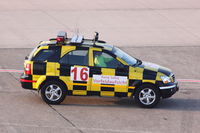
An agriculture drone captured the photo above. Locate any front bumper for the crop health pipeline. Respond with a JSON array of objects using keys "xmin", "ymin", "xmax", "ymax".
[{"xmin": 159, "ymin": 82, "xmax": 179, "ymax": 98}]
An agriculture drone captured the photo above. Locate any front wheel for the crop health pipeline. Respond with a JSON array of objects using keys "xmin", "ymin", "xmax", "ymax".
[
  {"xmin": 134, "ymin": 84, "xmax": 160, "ymax": 108},
  {"xmin": 40, "ymin": 81, "xmax": 67, "ymax": 104}
]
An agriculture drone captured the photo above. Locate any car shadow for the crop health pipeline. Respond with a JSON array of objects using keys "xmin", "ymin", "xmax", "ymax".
[
  {"xmin": 60, "ymin": 97, "xmax": 200, "ymax": 111},
  {"xmin": 60, "ymin": 97, "xmax": 137, "ymax": 108},
  {"xmin": 156, "ymin": 98, "xmax": 200, "ymax": 111}
]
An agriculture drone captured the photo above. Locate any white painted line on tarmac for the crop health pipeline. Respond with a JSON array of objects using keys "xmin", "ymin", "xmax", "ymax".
[{"xmin": 1, "ymin": 69, "xmax": 200, "ymax": 83}]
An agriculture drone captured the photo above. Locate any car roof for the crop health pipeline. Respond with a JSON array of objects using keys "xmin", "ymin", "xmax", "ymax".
[{"xmin": 39, "ymin": 38, "xmax": 114, "ymax": 51}]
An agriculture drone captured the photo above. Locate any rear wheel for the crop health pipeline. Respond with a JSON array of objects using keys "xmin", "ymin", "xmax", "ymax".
[
  {"xmin": 41, "ymin": 81, "xmax": 67, "ymax": 104},
  {"xmin": 134, "ymin": 84, "xmax": 160, "ymax": 108}
]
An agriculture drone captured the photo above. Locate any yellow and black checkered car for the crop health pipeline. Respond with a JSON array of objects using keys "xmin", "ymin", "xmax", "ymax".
[{"xmin": 20, "ymin": 31, "xmax": 179, "ymax": 108}]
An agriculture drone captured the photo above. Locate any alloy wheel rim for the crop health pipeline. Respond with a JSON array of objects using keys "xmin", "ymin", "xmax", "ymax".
[
  {"xmin": 139, "ymin": 88, "xmax": 156, "ymax": 105},
  {"xmin": 45, "ymin": 84, "xmax": 62, "ymax": 101}
]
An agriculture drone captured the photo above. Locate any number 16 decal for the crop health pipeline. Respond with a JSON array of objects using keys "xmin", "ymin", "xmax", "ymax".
[{"xmin": 70, "ymin": 66, "xmax": 89, "ymax": 81}]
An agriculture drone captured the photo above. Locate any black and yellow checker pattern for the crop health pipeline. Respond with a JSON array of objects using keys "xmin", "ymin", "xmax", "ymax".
[{"xmin": 22, "ymin": 42, "xmax": 168, "ymax": 98}]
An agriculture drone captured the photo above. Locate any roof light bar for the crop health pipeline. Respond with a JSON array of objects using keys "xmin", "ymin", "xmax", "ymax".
[
  {"xmin": 56, "ymin": 31, "xmax": 67, "ymax": 44},
  {"xmin": 71, "ymin": 35, "xmax": 83, "ymax": 44},
  {"xmin": 56, "ymin": 37, "xmax": 65, "ymax": 42},
  {"xmin": 57, "ymin": 31, "xmax": 67, "ymax": 39}
]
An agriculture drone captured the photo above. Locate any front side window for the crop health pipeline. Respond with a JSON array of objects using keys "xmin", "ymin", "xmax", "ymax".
[
  {"xmin": 93, "ymin": 51, "xmax": 122, "ymax": 68},
  {"xmin": 60, "ymin": 50, "xmax": 88, "ymax": 65}
]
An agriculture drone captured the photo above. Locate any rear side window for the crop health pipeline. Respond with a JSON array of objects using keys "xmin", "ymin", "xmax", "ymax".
[
  {"xmin": 60, "ymin": 50, "xmax": 88, "ymax": 65},
  {"xmin": 33, "ymin": 49, "xmax": 55, "ymax": 62}
]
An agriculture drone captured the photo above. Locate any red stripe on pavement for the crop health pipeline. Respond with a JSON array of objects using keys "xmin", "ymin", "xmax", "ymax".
[
  {"xmin": 177, "ymin": 79, "xmax": 200, "ymax": 83},
  {"xmin": 0, "ymin": 69, "xmax": 23, "ymax": 73}
]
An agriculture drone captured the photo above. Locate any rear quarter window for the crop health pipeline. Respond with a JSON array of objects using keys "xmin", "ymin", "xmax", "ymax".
[
  {"xmin": 27, "ymin": 47, "xmax": 38, "ymax": 60},
  {"xmin": 32, "ymin": 49, "xmax": 55, "ymax": 62}
]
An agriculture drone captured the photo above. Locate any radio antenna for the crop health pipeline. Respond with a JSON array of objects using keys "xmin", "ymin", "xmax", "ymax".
[
  {"xmin": 75, "ymin": 21, "xmax": 80, "ymax": 35},
  {"xmin": 93, "ymin": 32, "xmax": 99, "ymax": 45}
]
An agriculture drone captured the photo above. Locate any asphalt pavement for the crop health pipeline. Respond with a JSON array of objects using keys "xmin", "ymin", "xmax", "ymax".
[{"xmin": 0, "ymin": 47, "xmax": 200, "ymax": 133}]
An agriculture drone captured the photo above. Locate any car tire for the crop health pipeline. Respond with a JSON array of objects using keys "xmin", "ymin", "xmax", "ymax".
[
  {"xmin": 41, "ymin": 81, "xmax": 67, "ymax": 104},
  {"xmin": 134, "ymin": 84, "xmax": 160, "ymax": 108}
]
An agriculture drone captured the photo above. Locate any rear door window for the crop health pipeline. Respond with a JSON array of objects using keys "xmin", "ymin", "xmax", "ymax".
[{"xmin": 59, "ymin": 50, "xmax": 88, "ymax": 66}]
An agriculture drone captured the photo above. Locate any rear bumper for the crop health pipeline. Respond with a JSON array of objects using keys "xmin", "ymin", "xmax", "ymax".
[
  {"xmin": 159, "ymin": 82, "xmax": 179, "ymax": 98},
  {"xmin": 20, "ymin": 73, "xmax": 36, "ymax": 90}
]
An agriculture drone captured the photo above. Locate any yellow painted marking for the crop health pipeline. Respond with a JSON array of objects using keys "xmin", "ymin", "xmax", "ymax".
[
  {"xmin": 33, "ymin": 46, "xmax": 49, "ymax": 56},
  {"xmin": 101, "ymin": 68, "xmax": 115, "ymax": 75},
  {"xmin": 46, "ymin": 62, "xmax": 56, "ymax": 76},
  {"xmin": 90, "ymin": 47, "xmax": 102, "ymax": 51},
  {"xmin": 101, "ymin": 91, "xmax": 115, "ymax": 97},
  {"xmin": 73, "ymin": 90, "xmax": 87, "ymax": 95},
  {"xmin": 60, "ymin": 76, "xmax": 73, "ymax": 90},
  {"xmin": 67, "ymin": 82, "xmax": 134, "ymax": 89},
  {"xmin": 128, "ymin": 86, "xmax": 135, "ymax": 89},
  {"xmin": 156, "ymin": 72, "xmax": 164, "ymax": 81},
  {"xmin": 68, "ymin": 83, "xmax": 88, "ymax": 86},
  {"xmin": 32, "ymin": 75, "xmax": 42, "ymax": 89},
  {"xmin": 128, "ymin": 92, "xmax": 132, "ymax": 97},
  {"xmin": 129, "ymin": 66, "xmax": 144, "ymax": 80},
  {"xmin": 89, "ymin": 48, "xmax": 94, "ymax": 66},
  {"xmin": 61, "ymin": 46, "xmax": 76, "ymax": 57},
  {"xmin": 55, "ymin": 63, "xmax": 60, "ymax": 76},
  {"xmin": 90, "ymin": 48, "xmax": 102, "ymax": 66},
  {"xmin": 142, "ymin": 80, "xmax": 156, "ymax": 84},
  {"xmin": 116, "ymin": 57, "xmax": 128, "ymax": 65}
]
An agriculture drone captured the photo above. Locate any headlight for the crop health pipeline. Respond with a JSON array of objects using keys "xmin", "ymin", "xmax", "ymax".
[{"xmin": 160, "ymin": 75, "xmax": 171, "ymax": 84}]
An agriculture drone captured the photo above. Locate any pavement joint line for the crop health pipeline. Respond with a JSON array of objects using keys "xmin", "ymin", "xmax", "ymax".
[
  {"xmin": 0, "ymin": 122, "xmax": 150, "ymax": 133},
  {"xmin": 25, "ymin": 90, "xmax": 84, "ymax": 133},
  {"xmin": 48, "ymin": 104, "xmax": 84, "ymax": 133}
]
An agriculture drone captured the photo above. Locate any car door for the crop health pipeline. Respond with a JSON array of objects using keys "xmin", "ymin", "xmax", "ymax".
[
  {"xmin": 58, "ymin": 48, "xmax": 90, "ymax": 96},
  {"xmin": 90, "ymin": 48, "xmax": 129, "ymax": 97}
]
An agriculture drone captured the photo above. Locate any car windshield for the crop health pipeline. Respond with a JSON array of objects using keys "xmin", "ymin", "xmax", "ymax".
[{"xmin": 112, "ymin": 47, "xmax": 137, "ymax": 66}]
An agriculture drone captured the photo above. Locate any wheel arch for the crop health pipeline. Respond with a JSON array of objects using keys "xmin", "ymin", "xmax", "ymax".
[
  {"xmin": 131, "ymin": 81, "xmax": 160, "ymax": 96},
  {"xmin": 38, "ymin": 77, "xmax": 68, "ymax": 91}
]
